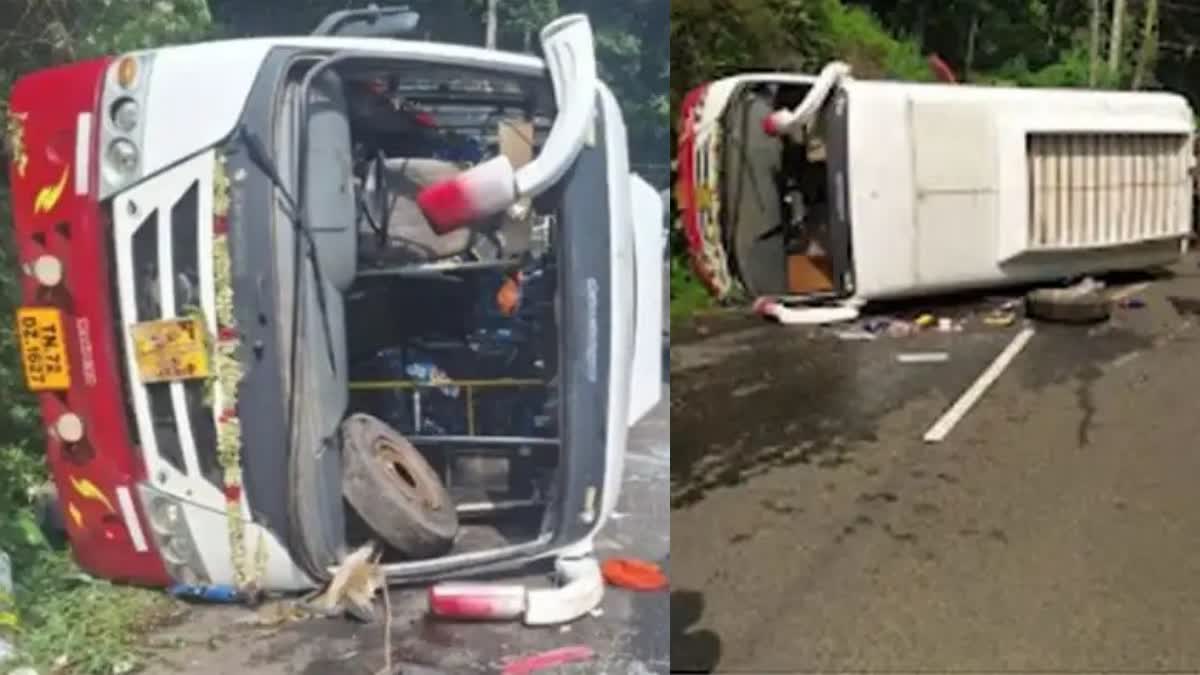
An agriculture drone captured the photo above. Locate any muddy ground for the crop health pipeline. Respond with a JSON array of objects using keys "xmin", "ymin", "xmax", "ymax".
[
  {"xmin": 672, "ymin": 257, "xmax": 1200, "ymax": 672},
  {"xmin": 137, "ymin": 393, "xmax": 668, "ymax": 675}
]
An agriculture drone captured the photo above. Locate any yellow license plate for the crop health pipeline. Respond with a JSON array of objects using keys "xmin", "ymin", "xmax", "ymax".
[
  {"xmin": 130, "ymin": 317, "xmax": 211, "ymax": 383},
  {"xmin": 16, "ymin": 307, "xmax": 71, "ymax": 391}
]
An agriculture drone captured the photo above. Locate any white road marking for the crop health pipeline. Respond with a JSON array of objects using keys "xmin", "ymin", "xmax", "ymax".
[
  {"xmin": 1111, "ymin": 351, "xmax": 1142, "ymax": 369},
  {"xmin": 924, "ymin": 327, "xmax": 1036, "ymax": 443}
]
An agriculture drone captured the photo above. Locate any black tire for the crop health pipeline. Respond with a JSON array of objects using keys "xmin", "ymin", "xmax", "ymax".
[
  {"xmin": 341, "ymin": 413, "xmax": 458, "ymax": 558},
  {"xmin": 1025, "ymin": 287, "xmax": 1112, "ymax": 324}
]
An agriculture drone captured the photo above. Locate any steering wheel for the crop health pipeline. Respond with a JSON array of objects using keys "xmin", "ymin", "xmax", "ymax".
[{"xmin": 357, "ymin": 151, "xmax": 389, "ymax": 248}]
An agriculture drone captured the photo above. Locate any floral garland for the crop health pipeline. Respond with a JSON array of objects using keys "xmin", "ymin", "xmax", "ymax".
[
  {"xmin": 697, "ymin": 128, "xmax": 743, "ymax": 300},
  {"xmin": 211, "ymin": 154, "xmax": 266, "ymax": 595}
]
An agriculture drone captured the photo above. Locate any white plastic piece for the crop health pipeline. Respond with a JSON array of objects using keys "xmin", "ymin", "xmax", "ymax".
[
  {"xmin": 75, "ymin": 112, "xmax": 92, "ymax": 195},
  {"xmin": 54, "ymin": 413, "xmax": 84, "ymax": 443},
  {"xmin": 115, "ymin": 486, "xmax": 149, "ymax": 553},
  {"xmin": 627, "ymin": 175, "xmax": 664, "ymax": 424},
  {"xmin": 513, "ymin": 14, "xmax": 598, "ymax": 198},
  {"xmin": 595, "ymin": 84, "xmax": 635, "ymax": 526},
  {"xmin": 524, "ymin": 556, "xmax": 605, "ymax": 626},
  {"xmin": 753, "ymin": 297, "xmax": 861, "ymax": 325},
  {"xmin": 763, "ymin": 61, "xmax": 851, "ymax": 137},
  {"xmin": 32, "ymin": 255, "xmax": 63, "ymax": 287}
]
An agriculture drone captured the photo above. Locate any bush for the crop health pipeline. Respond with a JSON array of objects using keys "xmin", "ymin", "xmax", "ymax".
[
  {"xmin": 821, "ymin": 0, "xmax": 929, "ymax": 81},
  {"xmin": 0, "ymin": 4, "xmax": 213, "ymax": 670}
]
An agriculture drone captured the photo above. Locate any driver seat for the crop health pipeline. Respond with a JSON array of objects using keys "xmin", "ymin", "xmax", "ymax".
[{"xmin": 359, "ymin": 157, "xmax": 472, "ymax": 265}]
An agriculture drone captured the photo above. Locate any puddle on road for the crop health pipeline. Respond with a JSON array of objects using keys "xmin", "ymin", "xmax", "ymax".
[
  {"xmin": 670, "ymin": 330, "xmax": 1008, "ymax": 508},
  {"xmin": 672, "ymin": 318, "xmax": 1160, "ymax": 508}
]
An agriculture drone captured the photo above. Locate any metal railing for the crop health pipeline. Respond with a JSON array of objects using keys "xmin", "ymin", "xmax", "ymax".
[{"xmin": 348, "ymin": 378, "xmax": 548, "ymax": 436}]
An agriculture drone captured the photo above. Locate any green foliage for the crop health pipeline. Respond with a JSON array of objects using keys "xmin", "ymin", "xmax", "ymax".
[
  {"xmin": 821, "ymin": 0, "xmax": 929, "ymax": 81},
  {"xmin": 670, "ymin": 255, "xmax": 710, "ymax": 322},
  {"xmin": 0, "ymin": 0, "xmax": 213, "ymax": 115},
  {"xmin": 0, "ymin": 186, "xmax": 45, "ymax": 568},
  {"xmin": 0, "ymin": 4, "xmax": 212, "ymax": 670},
  {"xmin": 9, "ymin": 550, "xmax": 175, "ymax": 675}
]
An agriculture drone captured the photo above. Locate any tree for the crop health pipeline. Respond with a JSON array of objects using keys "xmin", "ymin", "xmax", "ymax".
[
  {"xmin": 1109, "ymin": 0, "xmax": 1127, "ymax": 74},
  {"xmin": 1131, "ymin": 0, "xmax": 1159, "ymax": 89}
]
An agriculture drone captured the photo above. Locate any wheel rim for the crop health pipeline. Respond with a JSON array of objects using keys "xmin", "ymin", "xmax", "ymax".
[{"xmin": 372, "ymin": 436, "xmax": 445, "ymax": 513}]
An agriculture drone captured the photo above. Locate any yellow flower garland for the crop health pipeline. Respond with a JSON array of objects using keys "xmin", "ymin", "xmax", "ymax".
[{"xmin": 211, "ymin": 154, "xmax": 266, "ymax": 595}]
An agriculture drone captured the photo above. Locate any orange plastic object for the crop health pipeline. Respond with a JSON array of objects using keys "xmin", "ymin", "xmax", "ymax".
[
  {"xmin": 496, "ymin": 272, "xmax": 523, "ymax": 316},
  {"xmin": 601, "ymin": 558, "xmax": 668, "ymax": 591}
]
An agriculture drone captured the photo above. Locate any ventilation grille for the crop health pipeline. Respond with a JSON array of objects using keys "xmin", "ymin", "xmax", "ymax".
[
  {"xmin": 1027, "ymin": 132, "xmax": 1192, "ymax": 249},
  {"xmin": 115, "ymin": 173, "xmax": 221, "ymax": 491}
]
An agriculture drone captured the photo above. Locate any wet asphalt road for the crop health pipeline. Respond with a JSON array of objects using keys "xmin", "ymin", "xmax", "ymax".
[
  {"xmin": 141, "ymin": 388, "xmax": 668, "ymax": 675},
  {"xmin": 672, "ymin": 258, "xmax": 1200, "ymax": 672}
]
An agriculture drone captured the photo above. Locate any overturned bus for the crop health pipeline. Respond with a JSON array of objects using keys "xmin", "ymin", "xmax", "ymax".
[
  {"xmin": 6, "ymin": 7, "xmax": 662, "ymax": 624},
  {"xmin": 676, "ymin": 63, "xmax": 1197, "ymax": 314}
]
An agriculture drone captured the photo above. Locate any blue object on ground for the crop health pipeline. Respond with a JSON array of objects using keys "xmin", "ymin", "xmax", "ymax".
[{"xmin": 168, "ymin": 584, "xmax": 241, "ymax": 603}]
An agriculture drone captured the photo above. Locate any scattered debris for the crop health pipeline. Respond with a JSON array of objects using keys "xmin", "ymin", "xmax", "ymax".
[
  {"xmin": 309, "ymin": 542, "xmax": 384, "ymax": 622},
  {"xmin": 501, "ymin": 645, "xmax": 596, "ymax": 675},
  {"xmin": 601, "ymin": 558, "xmax": 669, "ymax": 591},
  {"xmin": 1118, "ymin": 297, "xmax": 1146, "ymax": 309},
  {"xmin": 832, "ymin": 328, "xmax": 877, "ymax": 341},
  {"xmin": 862, "ymin": 318, "xmax": 893, "ymax": 333},
  {"xmin": 167, "ymin": 584, "xmax": 242, "ymax": 604},
  {"xmin": 924, "ymin": 327, "xmax": 1036, "ymax": 443},
  {"xmin": 1110, "ymin": 281, "xmax": 1150, "ymax": 302},
  {"xmin": 374, "ymin": 578, "xmax": 394, "ymax": 675},
  {"xmin": 896, "ymin": 352, "xmax": 950, "ymax": 364},
  {"xmin": 983, "ymin": 311, "xmax": 1016, "ymax": 327},
  {"xmin": 753, "ymin": 297, "xmax": 861, "ymax": 325},
  {"xmin": 235, "ymin": 600, "xmax": 316, "ymax": 627},
  {"xmin": 427, "ymin": 582, "xmax": 526, "ymax": 621}
]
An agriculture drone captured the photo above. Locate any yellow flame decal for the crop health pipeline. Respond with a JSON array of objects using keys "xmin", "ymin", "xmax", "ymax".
[
  {"xmin": 33, "ymin": 166, "xmax": 70, "ymax": 214},
  {"xmin": 69, "ymin": 475, "xmax": 115, "ymax": 513},
  {"xmin": 68, "ymin": 502, "xmax": 83, "ymax": 529}
]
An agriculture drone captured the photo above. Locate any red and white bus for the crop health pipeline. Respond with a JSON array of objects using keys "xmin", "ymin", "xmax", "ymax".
[
  {"xmin": 7, "ymin": 7, "xmax": 662, "ymax": 624},
  {"xmin": 677, "ymin": 62, "xmax": 1196, "ymax": 319}
]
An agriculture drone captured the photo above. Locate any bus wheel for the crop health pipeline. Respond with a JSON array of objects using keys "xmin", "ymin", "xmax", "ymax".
[
  {"xmin": 341, "ymin": 413, "xmax": 458, "ymax": 558},
  {"xmin": 1025, "ymin": 285, "xmax": 1111, "ymax": 324}
]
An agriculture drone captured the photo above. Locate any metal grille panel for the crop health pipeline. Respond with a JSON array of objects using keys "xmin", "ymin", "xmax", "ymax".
[{"xmin": 1027, "ymin": 133, "xmax": 1192, "ymax": 249}]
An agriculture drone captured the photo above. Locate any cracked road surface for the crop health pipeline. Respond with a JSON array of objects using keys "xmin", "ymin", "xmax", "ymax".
[{"xmin": 672, "ymin": 258, "xmax": 1200, "ymax": 672}]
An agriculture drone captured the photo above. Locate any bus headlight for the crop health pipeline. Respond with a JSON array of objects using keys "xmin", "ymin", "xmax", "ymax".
[
  {"xmin": 106, "ymin": 139, "xmax": 139, "ymax": 175},
  {"xmin": 161, "ymin": 533, "xmax": 194, "ymax": 565},
  {"xmin": 147, "ymin": 498, "xmax": 182, "ymax": 535},
  {"xmin": 110, "ymin": 98, "xmax": 139, "ymax": 133}
]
